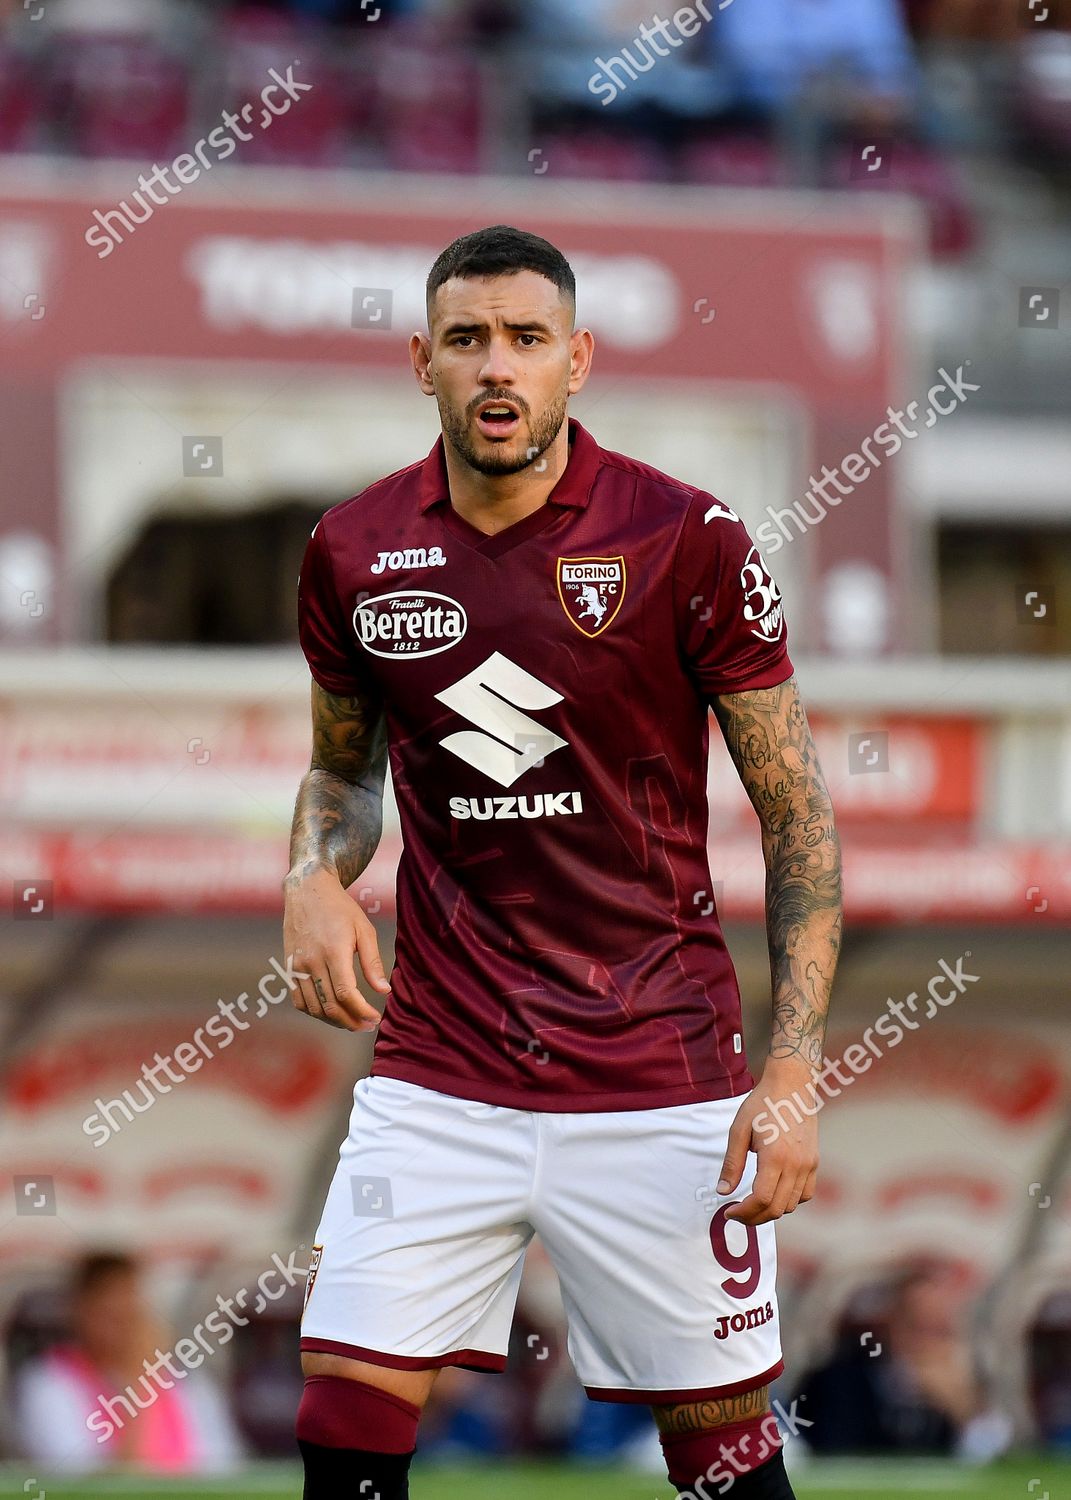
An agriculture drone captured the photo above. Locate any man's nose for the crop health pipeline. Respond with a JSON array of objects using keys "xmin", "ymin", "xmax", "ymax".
[{"xmin": 478, "ymin": 336, "xmax": 516, "ymax": 386}]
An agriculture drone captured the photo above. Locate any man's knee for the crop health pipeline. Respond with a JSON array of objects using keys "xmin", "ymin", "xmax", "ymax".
[
  {"xmin": 651, "ymin": 1381, "xmax": 772, "ymax": 1441},
  {"xmin": 653, "ymin": 1385, "xmax": 791, "ymax": 1497},
  {"xmin": 300, "ymin": 1351, "xmax": 439, "ymax": 1411}
]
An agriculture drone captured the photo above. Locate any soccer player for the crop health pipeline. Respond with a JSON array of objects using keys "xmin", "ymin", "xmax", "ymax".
[{"xmin": 285, "ymin": 225, "xmax": 842, "ymax": 1499}]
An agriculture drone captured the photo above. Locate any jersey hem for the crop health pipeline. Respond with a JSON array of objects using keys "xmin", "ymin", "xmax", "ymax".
[
  {"xmin": 369, "ymin": 1060, "xmax": 755, "ymax": 1112},
  {"xmin": 700, "ymin": 656, "xmax": 794, "ymax": 697},
  {"xmin": 305, "ymin": 660, "xmax": 368, "ymax": 699},
  {"xmin": 583, "ymin": 1357, "xmax": 785, "ymax": 1404}
]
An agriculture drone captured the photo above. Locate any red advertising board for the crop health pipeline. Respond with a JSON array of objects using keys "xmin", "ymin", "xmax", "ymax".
[
  {"xmin": 2, "ymin": 170, "xmax": 908, "ymax": 394},
  {"xmin": 711, "ymin": 714, "xmax": 983, "ymax": 827},
  {"xmin": 4, "ymin": 826, "xmax": 1069, "ymax": 925},
  {"xmin": 2, "ymin": 686, "xmax": 1053, "ymax": 922}
]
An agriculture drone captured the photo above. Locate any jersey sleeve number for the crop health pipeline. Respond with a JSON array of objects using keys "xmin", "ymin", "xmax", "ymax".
[{"xmin": 740, "ymin": 551, "xmax": 781, "ymax": 622}]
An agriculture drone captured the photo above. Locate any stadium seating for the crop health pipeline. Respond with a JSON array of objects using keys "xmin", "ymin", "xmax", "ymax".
[{"xmin": 45, "ymin": 32, "xmax": 190, "ymax": 160}]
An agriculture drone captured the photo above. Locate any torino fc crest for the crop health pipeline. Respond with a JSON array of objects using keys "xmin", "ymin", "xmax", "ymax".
[{"xmin": 556, "ymin": 556, "xmax": 626, "ymax": 638}]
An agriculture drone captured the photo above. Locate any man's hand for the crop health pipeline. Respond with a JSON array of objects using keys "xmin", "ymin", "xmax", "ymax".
[
  {"xmin": 717, "ymin": 1058, "xmax": 819, "ymax": 1225},
  {"xmin": 283, "ymin": 865, "xmax": 391, "ymax": 1031}
]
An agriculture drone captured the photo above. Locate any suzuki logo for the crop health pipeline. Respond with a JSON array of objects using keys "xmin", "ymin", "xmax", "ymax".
[{"xmin": 435, "ymin": 651, "xmax": 567, "ymax": 787}]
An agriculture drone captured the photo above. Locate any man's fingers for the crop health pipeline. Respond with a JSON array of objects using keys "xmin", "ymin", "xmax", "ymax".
[
  {"xmin": 310, "ymin": 970, "xmax": 353, "ymax": 1029},
  {"xmin": 283, "ymin": 932, "xmax": 384, "ymax": 1031},
  {"xmin": 782, "ymin": 1166, "xmax": 812, "ymax": 1216},
  {"xmin": 354, "ymin": 917, "xmax": 392, "ymax": 997},
  {"xmin": 717, "ymin": 1117, "xmax": 752, "ymax": 1194},
  {"xmin": 282, "ymin": 945, "xmax": 317, "ymax": 1016},
  {"xmin": 288, "ymin": 956, "xmax": 361, "ymax": 1031},
  {"xmin": 724, "ymin": 1191, "xmax": 764, "ymax": 1225},
  {"xmin": 728, "ymin": 1158, "xmax": 817, "ymax": 1224},
  {"xmin": 306, "ymin": 975, "xmax": 330, "ymax": 1022},
  {"xmin": 292, "ymin": 977, "xmax": 317, "ymax": 1017},
  {"xmin": 289, "ymin": 964, "xmax": 322, "ymax": 1020},
  {"xmin": 325, "ymin": 951, "xmax": 382, "ymax": 1033},
  {"xmin": 725, "ymin": 1154, "xmax": 781, "ymax": 1224},
  {"xmin": 729, "ymin": 1188, "xmax": 784, "ymax": 1225}
]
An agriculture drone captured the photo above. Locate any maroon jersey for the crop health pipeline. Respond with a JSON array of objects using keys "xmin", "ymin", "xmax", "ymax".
[{"xmin": 298, "ymin": 418, "xmax": 792, "ymax": 1111}]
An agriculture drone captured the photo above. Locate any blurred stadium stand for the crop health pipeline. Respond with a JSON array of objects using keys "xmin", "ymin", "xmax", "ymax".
[{"xmin": 0, "ymin": 0, "xmax": 1070, "ymax": 1473}]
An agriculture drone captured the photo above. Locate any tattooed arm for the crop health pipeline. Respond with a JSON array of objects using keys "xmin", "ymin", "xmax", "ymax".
[
  {"xmin": 283, "ymin": 680, "xmax": 392, "ymax": 1031},
  {"xmin": 709, "ymin": 675, "xmax": 843, "ymax": 1224}
]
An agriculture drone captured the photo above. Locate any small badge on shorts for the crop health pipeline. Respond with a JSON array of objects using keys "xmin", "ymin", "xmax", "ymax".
[{"xmin": 303, "ymin": 1244, "xmax": 323, "ymax": 1313}]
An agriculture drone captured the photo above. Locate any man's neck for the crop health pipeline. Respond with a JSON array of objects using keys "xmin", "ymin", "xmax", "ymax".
[{"xmin": 444, "ymin": 422, "xmax": 572, "ymax": 537}]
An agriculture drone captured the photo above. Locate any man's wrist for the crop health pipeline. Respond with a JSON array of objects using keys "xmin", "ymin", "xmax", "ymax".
[
  {"xmin": 760, "ymin": 1051, "xmax": 823, "ymax": 1084},
  {"xmin": 283, "ymin": 856, "xmax": 340, "ymax": 890}
]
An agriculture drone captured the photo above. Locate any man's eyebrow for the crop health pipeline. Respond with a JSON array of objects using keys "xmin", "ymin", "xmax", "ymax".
[{"xmin": 439, "ymin": 318, "xmax": 557, "ymax": 336}]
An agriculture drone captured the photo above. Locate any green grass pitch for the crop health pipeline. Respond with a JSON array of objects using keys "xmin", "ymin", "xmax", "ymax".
[{"xmin": 1, "ymin": 1456, "xmax": 1069, "ymax": 1499}]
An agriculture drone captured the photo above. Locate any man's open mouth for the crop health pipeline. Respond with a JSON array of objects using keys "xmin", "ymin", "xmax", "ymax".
[{"xmin": 475, "ymin": 402, "xmax": 521, "ymax": 438}]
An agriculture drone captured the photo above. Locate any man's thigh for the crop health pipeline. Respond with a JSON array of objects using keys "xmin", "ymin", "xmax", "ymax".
[
  {"xmin": 534, "ymin": 1093, "xmax": 783, "ymax": 1404},
  {"xmin": 301, "ymin": 1076, "xmax": 536, "ymax": 1372}
]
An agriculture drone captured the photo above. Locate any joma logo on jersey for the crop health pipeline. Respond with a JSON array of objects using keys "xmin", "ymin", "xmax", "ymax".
[
  {"xmin": 370, "ymin": 545, "xmax": 447, "ymax": 575},
  {"xmin": 436, "ymin": 653, "xmax": 579, "ymax": 819},
  {"xmin": 557, "ymin": 555, "xmax": 626, "ymax": 637},
  {"xmin": 713, "ymin": 1300, "xmax": 773, "ymax": 1340}
]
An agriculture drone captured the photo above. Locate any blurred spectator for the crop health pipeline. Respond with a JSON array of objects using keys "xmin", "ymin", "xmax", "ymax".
[
  {"xmin": 520, "ymin": 0, "xmax": 729, "ymax": 147},
  {"xmin": 1030, "ymin": 1289, "xmax": 1071, "ymax": 1450},
  {"xmin": 904, "ymin": 0, "xmax": 1050, "ymax": 39},
  {"xmin": 245, "ymin": 0, "xmax": 432, "ymax": 19},
  {"xmin": 709, "ymin": 0, "xmax": 918, "ymax": 182},
  {"xmin": 713, "ymin": 0, "xmax": 916, "ymax": 111},
  {"xmin": 795, "ymin": 1263, "xmax": 1011, "ymax": 1458},
  {"xmin": 13, "ymin": 1251, "xmax": 243, "ymax": 1473}
]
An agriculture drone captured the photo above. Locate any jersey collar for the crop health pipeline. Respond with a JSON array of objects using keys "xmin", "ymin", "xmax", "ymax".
[{"xmin": 418, "ymin": 417, "xmax": 601, "ymax": 514}]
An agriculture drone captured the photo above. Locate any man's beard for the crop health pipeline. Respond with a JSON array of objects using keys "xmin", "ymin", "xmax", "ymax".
[{"xmin": 439, "ymin": 389, "xmax": 569, "ymax": 477}]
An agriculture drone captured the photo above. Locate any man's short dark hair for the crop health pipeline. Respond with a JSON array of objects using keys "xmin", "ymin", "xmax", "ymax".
[{"xmin": 425, "ymin": 225, "xmax": 575, "ymax": 324}]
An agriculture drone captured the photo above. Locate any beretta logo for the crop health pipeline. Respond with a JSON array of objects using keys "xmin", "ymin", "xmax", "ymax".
[
  {"xmin": 354, "ymin": 590, "xmax": 467, "ymax": 659},
  {"xmin": 556, "ymin": 555, "xmax": 626, "ymax": 637}
]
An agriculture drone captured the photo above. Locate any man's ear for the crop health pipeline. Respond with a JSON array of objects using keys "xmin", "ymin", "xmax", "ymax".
[
  {"xmin": 568, "ymin": 327, "xmax": 595, "ymax": 396},
  {"xmin": 410, "ymin": 331, "xmax": 436, "ymax": 395}
]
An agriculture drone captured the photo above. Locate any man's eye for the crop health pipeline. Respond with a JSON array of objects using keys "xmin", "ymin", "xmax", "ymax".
[{"xmin": 519, "ymin": 334, "xmax": 539, "ymax": 346}]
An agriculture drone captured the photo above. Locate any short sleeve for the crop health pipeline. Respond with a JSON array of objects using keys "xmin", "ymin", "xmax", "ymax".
[
  {"xmin": 297, "ymin": 519, "xmax": 374, "ymax": 698},
  {"xmin": 673, "ymin": 490, "xmax": 793, "ymax": 697}
]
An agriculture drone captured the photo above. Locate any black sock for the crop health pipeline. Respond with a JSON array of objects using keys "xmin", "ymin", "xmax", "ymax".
[
  {"xmin": 677, "ymin": 1449, "xmax": 795, "ymax": 1498},
  {"xmin": 299, "ymin": 1438, "xmax": 415, "ymax": 1499}
]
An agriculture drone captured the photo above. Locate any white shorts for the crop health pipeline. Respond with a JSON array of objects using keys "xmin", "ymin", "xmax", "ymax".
[{"xmin": 301, "ymin": 1076, "xmax": 782, "ymax": 1403}]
